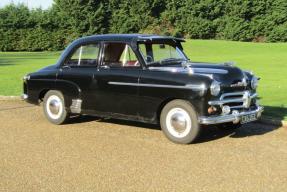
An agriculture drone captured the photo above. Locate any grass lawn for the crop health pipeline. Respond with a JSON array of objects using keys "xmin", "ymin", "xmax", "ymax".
[{"xmin": 0, "ymin": 40, "xmax": 286, "ymax": 120}]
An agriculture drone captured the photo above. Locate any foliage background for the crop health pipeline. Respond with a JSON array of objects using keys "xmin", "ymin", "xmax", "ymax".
[{"xmin": 0, "ymin": 0, "xmax": 287, "ymax": 51}]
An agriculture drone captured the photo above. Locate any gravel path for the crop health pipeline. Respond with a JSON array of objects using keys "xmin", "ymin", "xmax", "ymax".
[{"xmin": 1, "ymin": 100, "xmax": 286, "ymax": 192}]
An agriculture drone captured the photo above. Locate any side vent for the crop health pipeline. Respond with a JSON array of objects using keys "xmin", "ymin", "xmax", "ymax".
[{"xmin": 70, "ymin": 99, "xmax": 82, "ymax": 113}]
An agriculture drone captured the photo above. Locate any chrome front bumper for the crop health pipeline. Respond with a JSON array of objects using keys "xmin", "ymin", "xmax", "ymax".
[{"xmin": 199, "ymin": 106, "xmax": 264, "ymax": 125}]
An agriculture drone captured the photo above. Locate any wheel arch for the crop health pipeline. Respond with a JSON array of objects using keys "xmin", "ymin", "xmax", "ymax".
[
  {"xmin": 156, "ymin": 97, "xmax": 201, "ymax": 123},
  {"xmin": 36, "ymin": 80, "xmax": 81, "ymax": 108},
  {"xmin": 158, "ymin": 98, "xmax": 201, "ymax": 144},
  {"xmin": 156, "ymin": 97, "xmax": 182, "ymax": 123},
  {"xmin": 39, "ymin": 89, "xmax": 50, "ymax": 101}
]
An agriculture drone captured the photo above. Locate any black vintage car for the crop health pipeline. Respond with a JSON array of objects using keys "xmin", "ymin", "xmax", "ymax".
[{"xmin": 22, "ymin": 34, "xmax": 263, "ymax": 144}]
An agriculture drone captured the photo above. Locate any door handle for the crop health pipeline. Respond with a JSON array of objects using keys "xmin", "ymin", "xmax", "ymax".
[
  {"xmin": 63, "ymin": 65, "xmax": 71, "ymax": 69},
  {"xmin": 61, "ymin": 65, "xmax": 71, "ymax": 70},
  {"xmin": 100, "ymin": 65, "xmax": 110, "ymax": 69}
]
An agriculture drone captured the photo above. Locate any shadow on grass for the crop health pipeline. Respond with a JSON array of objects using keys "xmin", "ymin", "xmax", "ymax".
[{"xmin": 67, "ymin": 114, "xmax": 282, "ymax": 144}]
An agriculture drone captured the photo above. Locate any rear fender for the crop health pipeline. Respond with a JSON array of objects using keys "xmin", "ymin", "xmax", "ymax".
[
  {"xmin": 54, "ymin": 79, "xmax": 82, "ymax": 107},
  {"xmin": 26, "ymin": 79, "xmax": 81, "ymax": 109}
]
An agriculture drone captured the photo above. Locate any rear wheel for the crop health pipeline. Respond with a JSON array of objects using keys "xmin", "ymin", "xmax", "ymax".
[
  {"xmin": 160, "ymin": 100, "xmax": 200, "ymax": 144},
  {"xmin": 43, "ymin": 90, "xmax": 69, "ymax": 125}
]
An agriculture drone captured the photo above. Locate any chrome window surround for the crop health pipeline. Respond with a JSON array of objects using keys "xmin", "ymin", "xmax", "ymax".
[{"xmin": 208, "ymin": 91, "xmax": 257, "ymax": 109}]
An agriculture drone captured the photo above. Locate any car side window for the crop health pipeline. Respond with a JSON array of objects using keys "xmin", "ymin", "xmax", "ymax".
[
  {"xmin": 102, "ymin": 43, "xmax": 140, "ymax": 68},
  {"xmin": 66, "ymin": 44, "xmax": 100, "ymax": 66}
]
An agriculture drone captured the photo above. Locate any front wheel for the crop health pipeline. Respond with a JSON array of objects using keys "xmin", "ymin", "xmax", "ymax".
[
  {"xmin": 43, "ymin": 90, "xmax": 69, "ymax": 125},
  {"xmin": 160, "ymin": 100, "xmax": 200, "ymax": 144}
]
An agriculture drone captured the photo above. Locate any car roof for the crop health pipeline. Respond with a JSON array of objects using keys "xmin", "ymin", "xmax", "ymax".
[
  {"xmin": 57, "ymin": 34, "xmax": 185, "ymax": 66},
  {"xmin": 75, "ymin": 34, "xmax": 185, "ymax": 43}
]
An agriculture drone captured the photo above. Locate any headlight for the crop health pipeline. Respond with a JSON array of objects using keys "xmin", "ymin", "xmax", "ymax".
[
  {"xmin": 210, "ymin": 81, "xmax": 221, "ymax": 96},
  {"xmin": 251, "ymin": 76, "xmax": 258, "ymax": 89}
]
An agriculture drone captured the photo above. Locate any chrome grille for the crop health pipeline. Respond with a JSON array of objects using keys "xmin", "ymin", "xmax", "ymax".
[{"xmin": 208, "ymin": 91, "xmax": 257, "ymax": 109}]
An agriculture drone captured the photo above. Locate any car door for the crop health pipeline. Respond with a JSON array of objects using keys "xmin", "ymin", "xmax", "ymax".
[
  {"xmin": 92, "ymin": 42, "xmax": 141, "ymax": 117},
  {"xmin": 57, "ymin": 42, "xmax": 100, "ymax": 111},
  {"xmin": 137, "ymin": 42, "xmax": 189, "ymax": 122}
]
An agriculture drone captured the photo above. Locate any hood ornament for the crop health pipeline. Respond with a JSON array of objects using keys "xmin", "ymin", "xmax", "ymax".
[{"xmin": 223, "ymin": 61, "xmax": 236, "ymax": 66}]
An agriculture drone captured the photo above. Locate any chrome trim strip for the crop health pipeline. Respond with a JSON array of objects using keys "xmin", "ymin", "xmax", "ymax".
[
  {"xmin": 199, "ymin": 106, "xmax": 264, "ymax": 125},
  {"xmin": 191, "ymin": 68, "xmax": 228, "ymax": 74},
  {"xmin": 148, "ymin": 66, "xmax": 228, "ymax": 75},
  {"xmin": 230, "ymin": 105, "xmax": 246, "ymax": 109},
  {"xmin": 108, "ymin": 82, "xmax": 206, "ymax": 90},
  {"xmin": 149, "ymin": 67, "xmax": 186, "ymax": 73},
  {"xmin": 219, "ymin": 91, "xmax": 257, "ymax": 100},
  {"xmin": 208, "ymin": 98, "xmax": 243, "ymax": 105}
]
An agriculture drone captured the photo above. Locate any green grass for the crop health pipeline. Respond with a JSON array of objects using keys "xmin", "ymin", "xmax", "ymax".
[
  {"xmin": 185, "ymin": 40, "xmax": 287, "ymax": 120},
  {"xmin": 0, "ymin": 40, "xmax": 286, "ymax": 120},
  {"xmin": 0, "ymin": 52, "xmax": 61, "ymax": 95}
]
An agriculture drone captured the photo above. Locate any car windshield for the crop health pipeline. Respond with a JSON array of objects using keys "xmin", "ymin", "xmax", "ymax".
[{"xmin": 138, "ymin": 42, "xmax": 188, "ymax": 66}]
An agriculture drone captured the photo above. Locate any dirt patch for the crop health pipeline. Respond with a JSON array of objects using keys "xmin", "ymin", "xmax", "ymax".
[{"xmin": 1, "ymin": 100, "xmax": 287, "ymax": 191}]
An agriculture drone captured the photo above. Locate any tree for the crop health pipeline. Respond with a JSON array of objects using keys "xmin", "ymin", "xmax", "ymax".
[{"xmin": 53, "ymin": 0, "xmax": 108, "ymax": 36}]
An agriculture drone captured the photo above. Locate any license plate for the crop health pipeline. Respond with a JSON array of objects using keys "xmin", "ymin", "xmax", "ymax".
[{"xmin": 241, "ymin": 113, "xmax": 257, "ymax": 124}]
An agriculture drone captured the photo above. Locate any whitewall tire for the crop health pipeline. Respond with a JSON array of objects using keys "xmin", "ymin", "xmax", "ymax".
[
  {"xmin": 160, "ymin": 99, "xmax": 200, "ymax": 144},
  {"xmin": 43, "ymin": 90, "xmax": 69, "ymax": 124}
]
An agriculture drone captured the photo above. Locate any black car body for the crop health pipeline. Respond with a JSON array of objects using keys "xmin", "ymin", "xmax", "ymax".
[{"xmin": 22, "ymin": 34, "xmax": 263, "ymax": 144}]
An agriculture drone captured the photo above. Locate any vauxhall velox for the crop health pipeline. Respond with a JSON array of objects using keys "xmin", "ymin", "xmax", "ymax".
[{"xmin": 22, "ymin": 34, "xmax": 263, "ymax": 144}]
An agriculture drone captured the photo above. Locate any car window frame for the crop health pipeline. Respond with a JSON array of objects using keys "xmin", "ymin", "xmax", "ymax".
[
  {"xmin": 98, "ymin": 41, "xmax": 143, "ymax": 70},
  {"xmin": 62, "ymin": 41, "xmax": 101, "ymax": 68},
  {"xmin": 138, "ymin": 41, "xmax": 188, "ymax": 65}
]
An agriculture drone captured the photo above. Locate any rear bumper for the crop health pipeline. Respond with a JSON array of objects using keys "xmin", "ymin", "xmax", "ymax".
[
  {"xmin": 21, "ymin": 94, "xmax": 28, "ymax": 100},
  {"xmin": 199, "ymin": 106, "xmax": 264, "ymax": 125}
]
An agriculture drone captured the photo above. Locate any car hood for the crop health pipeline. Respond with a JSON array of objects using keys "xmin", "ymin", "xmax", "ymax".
[{"xmin": 148, "ymin": 61, "xmax": 247, "ymax": 87}]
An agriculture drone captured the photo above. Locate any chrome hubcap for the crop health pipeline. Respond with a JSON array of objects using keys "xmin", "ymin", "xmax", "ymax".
[
  {"xmin": 46, "ymin": 95, "xmax": 63, "ymax": 120},
  {"xmin": 49, "ymin": 99, "xmax": 60, "ymax": 115},
  {"xmin": 170, "ymin": 112, "xmax": 187, "ymax": 133},
  {"xmin": 166, "ymin": 108, "xmax": 192, "ymax": 138}
]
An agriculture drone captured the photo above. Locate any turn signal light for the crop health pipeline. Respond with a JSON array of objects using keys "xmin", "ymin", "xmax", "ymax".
[{"xmin": 208, "ymin": 106, "xmax": 218, "ymax": 114}]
